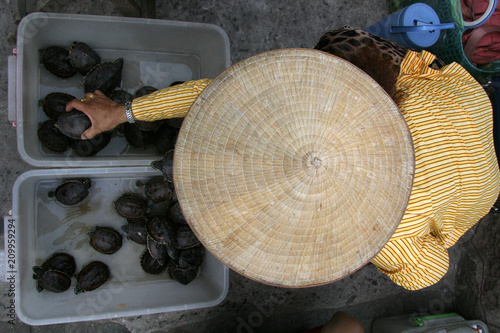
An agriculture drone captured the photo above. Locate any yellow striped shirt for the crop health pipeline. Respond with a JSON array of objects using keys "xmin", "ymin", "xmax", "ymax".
[
  {"xmin": 131, "ymin": 51, "xmax": 500, "ymax": 290},
  {"xmin": 371, "ymin": 50, "xmax": 500, "ymax": 290}
]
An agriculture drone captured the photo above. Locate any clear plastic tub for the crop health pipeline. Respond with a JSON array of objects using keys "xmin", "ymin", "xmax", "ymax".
[
  {"xmin": 9, "ymin": 12, "xmax": 230, "ymax": 167},
  {"xmin": 8, "ymin": 168, "xmax": 229, "ymax": 325}
]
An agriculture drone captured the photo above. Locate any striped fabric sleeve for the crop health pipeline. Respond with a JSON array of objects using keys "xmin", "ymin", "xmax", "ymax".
[
  {"xmin": 371, "ymin": 50, "xmax": 500, "ymax": 290},
  {"xmin": 131, "ymin": 79, "xmax": 212, "ymax": 122}
]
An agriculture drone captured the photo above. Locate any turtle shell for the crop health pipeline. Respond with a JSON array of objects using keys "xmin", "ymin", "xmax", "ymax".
[
  {"xmin": 145, "ymin": 177, "xmax": 172, "ymax": 203},
  {"xmin": 124, "ymin": 123, "xmax": 154, "ymax": 149},
  {"xmin": 109, "ymin": 89, "xmax": 133, "ymax": 104},
  {"xmin": 88, "ymin": 226, "xmax": 122, "ymax": 255},
  {"xmin": 165, "ymin": 117, "xmax": 184, "ymax": 129},
  {"xmin": 168, "ymin": 265, "xmax": 198, "ymax": 285},
  {"xmin": 72, "ymin": 131, "xmax": 111, "ymax": 157},
  {"xmin": 174, "ymin": 225, "xmax": 201, "ymax": 249},
  {"xmin": 168, "ymin": 202, "xmax": 187, "ymax": 225},
  {"xmin": 40, "ymin": 46, "xmax": 77, "ymax": 79},
  {"xmin": 69, "ymin": 41, "xmax": 101, "ymax": 75},
  {"xmin": 134, "ymin": 85, "xmax": 157, "ymax": 98},
  {"xmin": 136, "ymin": 119, "xmax": 163, "ymax": 132},
  {"xmin": 41, "ymin": 92, "xmax": 76, "ymax": 120},
  {"xmin": 146, "ymin": 216, "xmax": 174, "ymax": 244},
  {"xmin": 114, "ymin": 193, "xmax": 148, "ymax": 219},
  {"xmin": 38, "ymin": 120, "xmax": 73, "ymax": 153},
  {"xmin": 75, "ymin": 261, "xmax": 110, "ymax": 294},
  {"xmin": 121, "ymin": 217, "xmax": 147, "ymax": 245},
  {"xmin": 177, "ymin": 246, "xmax": 205, "ymax": 269},
  {"xmin": 146, "ymin": 236, "xmax": 169, "ymax": 265},
  {"xmin": 53, "ymin": 178, "xmax": 91, "ymax": 206},
  {"xmin": 36, "ymin": 269, "xmax": 72, "ymax": 293},
  {"xmin": 84, "ymin": 58, "xmax": 123, "ymax": 95},
  {"xmin": 56, "ymin": 110, "xmax": 91, "ymax": 140},
  {"xmin": 33, "ymin": 252, "xmax": 76, "ymax": 280},
  {"xmin": 151, "ymin": 149, "xmax": 174, "ymax": 182},
  {"xmin": 140, "ymin": 249, "xmax": 168, "ymax": 274},
  {"xmin": 154, "ymin": 122, "xmax": 178, "ymax": 154}
]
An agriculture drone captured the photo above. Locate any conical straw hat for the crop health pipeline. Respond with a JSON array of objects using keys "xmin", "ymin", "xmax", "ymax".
[{"xmin": 174, "ymin": 48, "xmax": 414, "ymax": 287}]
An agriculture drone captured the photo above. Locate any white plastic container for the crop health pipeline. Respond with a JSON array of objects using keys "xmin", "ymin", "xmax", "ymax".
[
  {"xmin": 8, "ymin": 12, "xmax": 231, "ymax": 167},
  {"xmin": 8, "ymin": 168, "xmax": 229, "ymax": 325}
]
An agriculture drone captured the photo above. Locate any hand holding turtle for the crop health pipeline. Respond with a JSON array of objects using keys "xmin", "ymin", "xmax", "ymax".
[{"xmin": 65, "ymin": 90, "xmax": 127, "ymax": 140}]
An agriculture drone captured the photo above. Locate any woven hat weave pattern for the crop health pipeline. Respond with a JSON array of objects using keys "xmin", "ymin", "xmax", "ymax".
[{"xmin": 174, "ymin": 48, "xmax": 415, "ymax": 287}]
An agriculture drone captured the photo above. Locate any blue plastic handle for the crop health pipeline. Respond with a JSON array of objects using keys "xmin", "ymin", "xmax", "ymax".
[{"xmin": 391, "ymin": 22, "xmax": 455, "ymax": 33}]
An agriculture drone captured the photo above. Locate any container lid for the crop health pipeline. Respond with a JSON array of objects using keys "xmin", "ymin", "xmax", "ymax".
[
  {"xmin": 403, "ymin": 3, "xmax": 442, "ymax": 48},
  {"xmin": 174, "ymin": 48, "xmax": 415, "ymax": 287}
]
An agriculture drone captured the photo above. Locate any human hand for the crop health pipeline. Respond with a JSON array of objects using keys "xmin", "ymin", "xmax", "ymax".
[{"xmin": 65, "ymin": 90, "xmax": 128, "ymax": 140}]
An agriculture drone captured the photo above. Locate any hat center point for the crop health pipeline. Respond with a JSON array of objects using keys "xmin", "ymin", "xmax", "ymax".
[{"xmin": 311, "ymin": 156, "xmax": 322, "ymax": 168}]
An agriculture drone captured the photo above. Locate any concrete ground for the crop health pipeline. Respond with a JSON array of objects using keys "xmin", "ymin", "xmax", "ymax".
[{"xmin": 0, "ymin": 1, "xmax": 498, "ymax": 332}]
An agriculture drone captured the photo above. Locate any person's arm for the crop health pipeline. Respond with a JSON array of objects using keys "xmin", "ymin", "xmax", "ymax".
[{"xmin": 65, "ymin": 79, "xmax": 212, "ymax": 140}]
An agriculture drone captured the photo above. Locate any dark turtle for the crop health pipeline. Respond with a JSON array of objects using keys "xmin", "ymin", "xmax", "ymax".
[
  {"xmin": 145, "ymin": 177, "xmax": 172, "ymax": 203},
  {"xmin": 109, "ymin": 89, "xmax": 133, "ymax": 104},
  {"xmin": 40, "ymin": 46, "xmax": 77, "ymax": 79},
  {"xmin": 134, "ymin": 85, "xmax": 157, "ymax": 98},
  {"xmin": 169, "ymin": 81, "xmax": 185, "ymax": 87},
  {"xmin": 41, "ymin": 92, "xmax": 76, "ymax": 120},
  {"xmin": 33, "ymin": 252, "xmax": 76, "ymax": 280},
  {"xmin": 168, "ymin": 265, "xmax": 198, "ymax": 285},
  {"xmin": 114, "ymin": 193, "xmax": 148, "ymax": 219},
  {"xmin": 177, "ymin": 246, "xmax": 205, "ymax": 269},
  {"xmin": 124, "ymin": 122, "xmax": 154, "ymax": 149},
  {"xmin": 140, "ymin": 249, "xmax": 168, "ymax": 275},
  {"xmin": 136, "ymin": 119, "xmax": 163, "ymax": 132},
  {"xmin": 88, "ymin": 226, "xmax": 122, "ymax": 255},
  {"xmin": 56, "ymin": 110, "xmax": 91, "ymax": 140},
  {"xmin": 146, "ymin": 236, "xmax": 169, "ymax": 265},
  {"xmin": 174, "ymin": 225, "xmax": 200, "ymax": 249},
  {"xmin": 168, "ymin": 202, "xmax": 187, "ymax": 224},
  {"xmin": 72, "ymin": 131, "xmax": 111, "ymax": 157},
  {"xmin": 154, "ymin": 122, "xmax": 178, "ymax": 154},
  {"xmin": 52, "ymin": 178, "xmax": 91, "ymax": 206},
  {"xmin": 151, "ymin": 149, "xmax": 174, "ymax": 182},
  {"xmin": 121, "ymin": 217, "xmax": 147, "ymax": 245},
  {"xmin": 84, "ymin": 58, "xmax": 123, "ymax": 95},
  {"xmin": 36, "ymin": 269, "xmax": 72, "ymax": 293},
  {"xmin": 165, "ymin": 117, "xmax": 184, "ymax": 129},
  {"xmin": 38, "ymin": 119, "xmax": 74, "ymax": 153},
  {"xmin": 69, "ymin": 41, "xmax": 101, "ymax": 75},
  {"xmin": 145, "ymin": 216, "xmax": 173, "ymax": 244},
  {"xmin": 75, "ymin": 261, "xmax": 110, "ymax": 294}
]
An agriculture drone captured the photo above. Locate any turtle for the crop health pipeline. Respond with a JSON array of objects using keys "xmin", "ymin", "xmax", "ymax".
[
  {"xmin": 168, "ymin": 265, "xmax": 198, "ymax": 285},
  {"xmin": 84, "ymin": 58, "xmax": 124, "ymax": 95},
  {"xmin": 154, "ymin": 122, "xmax": 178, "ymax": 154},
  {"xmin": 165, "ymin": 117, "xmax": 184, "ymax": 129},
  {"xmin": 177, "ymin": 246, "xmax": 205, "ymax": 269},
  {"xmin": 69, "ymin": 41, "xmax": 101, "ymax": 75},
  {"xmin": 51, "ymin": 178, "xmax": 91, "ymax": 206},
  {"xmin": 72, "ymin": 131, "xmax": 111, "ymax": 157},
  {"xmin": 109, "ymin": 89, "xmax": 133, "ymax": 104},
  {"xmin": 55, "ymin": 110, "xmax": 91, "ymax": 140},
  {"xmin": 88, "ymin": 226, "xmax": 122, "ymax": 255},
  {"xmin": 75, "ymin": 261, "xmax": 110, "ymax": 294},
  {"xmin": 145, "ymin": 177, "xmax": 172, "ymax": 203},
  {"xmin": 168, "ymin": 202, "xmax": 187, "ymax": 225},
  {"xmin": 174, "ymin": 225, "xmax": 200, "ymax": 249},
  {"xmin": 145, "ymin": 216, "xmax": 173, "ymax": 245},
  {"xmin": 134, "ymin": 85, "xmax": 157, "ymax": 98},
  {"xmin": 114, "ymin": 193, "xmax": 148, "ymax": 219},
  {"xmin": 124, "ymin": 122, "xmax": 154, "ymax": 149},
  {"xmin": 140, "ymin": 249, "xmax": 168, "ymax": 275},
  {"xmin": 151, "ymin": 149, "xmax": 174, "ymax": 182},
  {"xmin": 146, "ymin": 236, "xmax": 169, "ymax": 265},
  {"xmin": 38, "ymin": 119, "xmax": 74, "ymax": 153},
  {"xmin": 135, "ymin": 119, "xmax": 163, "ymax": 132},
  {"xmin": 36, "ymin": 269, "xmax": 72, "ymax": 293},
  {"xmin": 33, "ymin": 252, "xmax": 76, "ymax": 280},
  {"xmin": 40, "ymin": 45, "xmax": 77, "ymax": 79},
  {"xmin": 121, "ymin": 217, "xmax": 148, "ymax": 245},
  {"xmin": 41, "ymin": 92, "xmax": 76, "ymax": 120}
]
